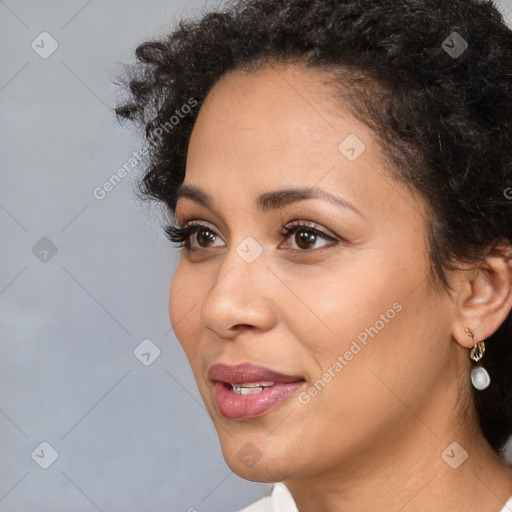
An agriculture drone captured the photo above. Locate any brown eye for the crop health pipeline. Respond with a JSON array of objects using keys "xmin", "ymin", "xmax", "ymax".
[
  {"xmin": 294, "ymin": 230, "xmax": 318, "ymax": 250},
  {"xmin": 167, "ymin": 220, "xmax": 338, "ymax": 254},
  {"xmin": 282, "ymin": 222, "xmax": 338, "ymax": 251},
  {"xmin": 195, "ymin": 228, "xmax": 217, "ymax": 248},
  {"xmin": 165, "ymin": 221, "xmax": 225, "ymax": 251},
  {"xmin": 187, "ymin": 225, "xmax": 225, "ymax": 250}
]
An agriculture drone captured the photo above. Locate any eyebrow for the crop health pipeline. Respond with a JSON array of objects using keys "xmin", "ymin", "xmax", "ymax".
[{"xmin": 174, "ymin": 184, "xmax": 363, "ymax": 216}]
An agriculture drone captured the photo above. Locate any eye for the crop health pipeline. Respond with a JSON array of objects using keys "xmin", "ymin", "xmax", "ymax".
[
  {"xmin": 163, "ymin": 220, "xmax": 339, "ymax": 253},
  {"xmin": 164, "ymin": 221, "xmax": 224, "ymax": 251},
  {"xmin": 280, "ymin": 221, "xmax": 338, "ymax": 251}
]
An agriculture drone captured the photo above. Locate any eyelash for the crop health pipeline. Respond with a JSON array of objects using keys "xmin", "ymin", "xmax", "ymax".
[{"xmin": 164, "ymin": 220, "xmax": 338, "ymax": 253}]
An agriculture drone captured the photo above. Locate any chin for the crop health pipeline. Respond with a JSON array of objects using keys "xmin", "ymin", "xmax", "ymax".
[
  {"xmin": 216, "ymin": 431, "xmax": 297, "ymax": 483},
  {"xmin": 224, "ymin": 451, "xmax": 292, "ymax": 483}
]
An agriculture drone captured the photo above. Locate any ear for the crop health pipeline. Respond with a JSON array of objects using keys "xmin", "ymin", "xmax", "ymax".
[{"xmin": 452, "ymin": 244, "xmax": 512, "ymax": 348}]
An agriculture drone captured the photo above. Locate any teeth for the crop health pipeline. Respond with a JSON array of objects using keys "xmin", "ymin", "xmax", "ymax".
[
  {"xmin": 237, "ymin": 381, "xmax": 274, "ymax": 388},
  {"xmin": 230, "ymin": 381, "xmax": 274, "ymax": 395},
  {"xmin": 232, "ymin": 386, "xmax": 263, "ymax": 395}
]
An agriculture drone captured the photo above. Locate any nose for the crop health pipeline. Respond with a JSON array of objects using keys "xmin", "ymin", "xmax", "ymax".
[{"xmin": 200, "ymin": 243, "xmax": 277, "ymax": 339}]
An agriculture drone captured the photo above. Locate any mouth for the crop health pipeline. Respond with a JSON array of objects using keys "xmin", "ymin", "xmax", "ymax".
[{"xmin": 208, "ymin": 363, "xmax": 306, "ymax": 420}]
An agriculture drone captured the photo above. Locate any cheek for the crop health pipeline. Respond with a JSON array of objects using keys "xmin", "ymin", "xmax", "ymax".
[
  {"xmin": 292, "ymin": 255, "xmax": 406, "ymax": 358},
  {"xmin": 309, "ymin": 260, "xmax": 445, "ymax": 407},
  {"xmin": 168, "ymin": 263, "xmax": 200, "ymax": 353},
  {"xmin": 295, "ymin": 246, "xmax": 433, "ymax": 398}
]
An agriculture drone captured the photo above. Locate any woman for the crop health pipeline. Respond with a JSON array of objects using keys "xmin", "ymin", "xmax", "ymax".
[{"xmin": 116, "ymin": 0, "xmax": 512, "ymax": 510}]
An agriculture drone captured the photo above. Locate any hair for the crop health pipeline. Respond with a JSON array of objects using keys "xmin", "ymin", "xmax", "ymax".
[{"xmin": 115, "ymin": 0, "xmax": 512, "ymax": 454}]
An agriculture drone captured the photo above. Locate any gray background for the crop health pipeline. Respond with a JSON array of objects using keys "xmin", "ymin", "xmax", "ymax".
[{"xmin": 1, "ymin": 1, "xmax": 512, "ymax": 511}]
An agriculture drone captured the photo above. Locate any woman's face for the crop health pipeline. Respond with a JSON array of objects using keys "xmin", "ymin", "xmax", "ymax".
[{"xmin": 169, "ymin": 62, "xmax": 459, "ymax": 482}]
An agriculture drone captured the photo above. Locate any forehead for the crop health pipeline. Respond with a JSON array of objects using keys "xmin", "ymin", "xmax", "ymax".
[
  {"xmin": 181, "ymin": 61, "xmax": 424, "ymax": 228},
  {"xmin": 192, "ymin": 62, "xmax": 347, "ymax": 140},
  {"xmin": 186, "ymin": 63, "xmax": 374, "ymax": 181}
]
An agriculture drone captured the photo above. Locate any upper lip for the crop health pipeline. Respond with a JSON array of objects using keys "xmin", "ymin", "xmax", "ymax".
[{"xmin": 208, "ymin": 363, "xmax": 304, "ymax": 384}]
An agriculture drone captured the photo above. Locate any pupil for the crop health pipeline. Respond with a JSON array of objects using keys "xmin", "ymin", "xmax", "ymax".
[
  {"xmin": 198, "ymin": 230, "xmax": 215, "ymax": 247},
  {"xmin": 296, "ymin": 230, "xmax": 316, "ymax": 249}
]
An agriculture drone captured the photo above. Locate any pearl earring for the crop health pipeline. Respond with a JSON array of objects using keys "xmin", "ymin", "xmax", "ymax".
[{"xmin": 466, "ymin": 327, "xmax": 491, "ymax": 390}]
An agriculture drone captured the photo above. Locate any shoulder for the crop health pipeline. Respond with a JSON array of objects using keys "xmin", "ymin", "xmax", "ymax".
[{"xmin": 237, "ymin": 483, "xmax": 298, "ymax": 512}]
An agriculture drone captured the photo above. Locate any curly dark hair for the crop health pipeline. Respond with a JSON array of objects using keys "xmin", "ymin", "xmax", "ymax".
[{"xmin": 115, "ymin": 0, "xmax": 512, "ymax": 454}]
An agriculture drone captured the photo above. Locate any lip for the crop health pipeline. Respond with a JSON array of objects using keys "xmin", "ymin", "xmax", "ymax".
[
  {"xmin": 208, "ymin": 363, "xmax": 303, "ymax": 384},
  {"xmin": 208, "ymin": 363, "xmax": 305, "ymax": 420}
]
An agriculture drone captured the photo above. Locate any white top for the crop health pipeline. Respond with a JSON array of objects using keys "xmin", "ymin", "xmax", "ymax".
[
  {"xmin": 238, "ymin": 483, "xmax": 512, "ymax": 512},
  {"xmin": 238, "ymin": 483, "xmax": 297, "ymax": 512}
]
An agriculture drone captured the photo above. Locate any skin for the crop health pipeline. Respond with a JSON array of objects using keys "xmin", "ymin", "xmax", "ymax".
[{"xmin": 168, "ymin": 62, "xmax": 512, "ymax": 511}]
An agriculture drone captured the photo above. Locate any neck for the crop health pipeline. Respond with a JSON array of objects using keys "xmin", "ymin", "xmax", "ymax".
[{"xmin": 285, "ymin": 416, "xmax": 512, "ymax": 512}]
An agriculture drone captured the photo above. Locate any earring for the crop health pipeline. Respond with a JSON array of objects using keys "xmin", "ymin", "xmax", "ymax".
[{"xmin": 466, "ymin": 327, "xmax": 491, "ymax": 390}]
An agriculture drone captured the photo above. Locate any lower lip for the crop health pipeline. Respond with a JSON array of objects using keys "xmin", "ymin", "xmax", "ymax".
[{"xmin": 212, "ymin": 381, "xmax": 305, "ymax": 420}]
